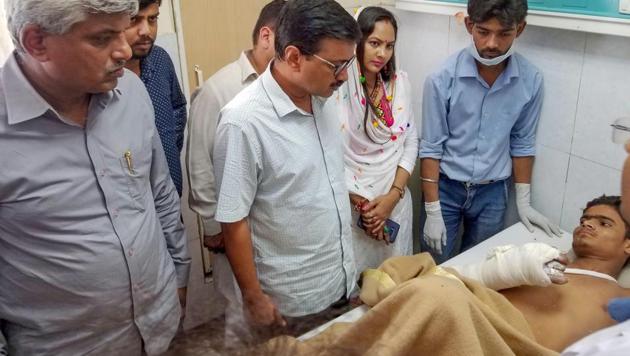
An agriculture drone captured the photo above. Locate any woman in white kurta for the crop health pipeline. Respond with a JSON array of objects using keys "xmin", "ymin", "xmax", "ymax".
[{"xmin": 337, "ymin": 6, "xmax": 418, "ymax": 276}]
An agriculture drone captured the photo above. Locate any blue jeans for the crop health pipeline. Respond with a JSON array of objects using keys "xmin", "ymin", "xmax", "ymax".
[{"xmin": 423, "ymin": 174, "xmax": 508, "ymax": 264}]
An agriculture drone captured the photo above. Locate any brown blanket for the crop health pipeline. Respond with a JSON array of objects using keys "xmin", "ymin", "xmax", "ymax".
[{"xmin": 255, "ymin": 253, "xmax": 559, "ymax": 356}]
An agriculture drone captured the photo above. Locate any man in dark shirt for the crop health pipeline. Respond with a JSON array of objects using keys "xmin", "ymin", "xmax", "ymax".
[{"xmin": 125, "ymin": 0, "xmax": 187, "ymax": 195}]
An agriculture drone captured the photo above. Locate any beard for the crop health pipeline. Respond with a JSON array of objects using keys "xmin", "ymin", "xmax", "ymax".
[{"xmin": 131, "ymin": 37, "xmax": 155, "ymax": 60}]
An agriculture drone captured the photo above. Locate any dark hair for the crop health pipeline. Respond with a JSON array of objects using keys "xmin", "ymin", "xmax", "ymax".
[
  {"xmin": 138, "ymin": 0, "xmax": 161, "ymax": 10},
  {"xmin": 252, "ymin": 0, "xmax": 286, "ymax": 45},
  {"xmin": 274, "ymin": 0, "xmax": 361, "ymax": 58},
  {"xmin": 356, "ymin": 6, "xmax": 397, "ymax": 83},
  {"xmin": 467, "ymin": 0, "xmax": 527, "ymax": 28},
  {"xmin": 585, "ymin": 195, "xmax": 630, "ymax": 239},
  {"xmin": 355, "ymin": 7, "xmax": 398, "ymax": 144}
]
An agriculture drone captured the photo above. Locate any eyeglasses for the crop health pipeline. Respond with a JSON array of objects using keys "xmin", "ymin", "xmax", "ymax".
[{"xmin": 305, "ymin": 51, "xmax": 356, "ymax": 77}]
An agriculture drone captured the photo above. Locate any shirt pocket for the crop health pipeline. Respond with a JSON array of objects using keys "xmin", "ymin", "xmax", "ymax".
[{"xmin": 118, "ymin": 145, "xmax": 152, "ymax": 211}]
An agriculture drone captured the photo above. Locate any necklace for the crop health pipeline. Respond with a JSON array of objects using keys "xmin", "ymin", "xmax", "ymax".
[{"xmin": 367, "ymin": 74, "xmax": 394, "ymax": 127}]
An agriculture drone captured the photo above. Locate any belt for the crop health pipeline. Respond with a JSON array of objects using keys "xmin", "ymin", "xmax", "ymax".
[
  {"xmin": 440, "ymin": 173, "xmax": 502, "ymax": 188},
  {"xmin": 461, "ymin": 179, "xmax": 498, "ymax": 188}
]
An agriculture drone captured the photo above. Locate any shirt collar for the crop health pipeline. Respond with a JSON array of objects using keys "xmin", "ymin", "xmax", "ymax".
[
  {"xmin": 261, "ymin": 61, "xmax": 317, "ymax": 118},
  {"xmin": 2, "ymin": 52, "xmax": 121, "ymax": 126},
  {"xmin": 238, "ymin": 50, "xmax": 259, "ymax": 84},
  {"xmin": 3, "ymin": 53, "xmax": 57, "ymax": 125},
  {"xmin": 140, "ymin": 47, "xmax": 157, "ymax": 82},
  {"xmin": 458, "ymin": 49, "xmax": 520, "ymax": 80}
]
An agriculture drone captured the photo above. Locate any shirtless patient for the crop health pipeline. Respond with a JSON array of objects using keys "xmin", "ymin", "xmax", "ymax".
[{"xmin": 500, "ymin": 195, "xmax": 630, "ymax": 351}]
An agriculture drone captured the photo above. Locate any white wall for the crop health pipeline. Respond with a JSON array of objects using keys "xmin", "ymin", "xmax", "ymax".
[{"xmin": 391, "ymin": 7, "xmax": 628, "ymax": 232}]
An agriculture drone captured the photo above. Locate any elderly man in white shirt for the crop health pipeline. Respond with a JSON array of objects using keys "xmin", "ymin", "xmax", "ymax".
[
  {"xmin": 212, "ymin": 0, "xmax": 361, "ymax": 345},
  {"xmin": 186, "ymin": 0, "xmax": 285, "ymax": 345}
]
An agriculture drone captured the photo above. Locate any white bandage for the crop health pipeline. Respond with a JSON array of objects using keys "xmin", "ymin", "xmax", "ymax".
[{"xmin": 451, "ymin": 243, "xmax": 562, "ymax": 290}]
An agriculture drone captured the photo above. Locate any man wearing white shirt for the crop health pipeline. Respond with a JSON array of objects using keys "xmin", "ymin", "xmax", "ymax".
[
  {"xmin": 186, "ymin": 0, "xmax": 285, "ymax": 345},
  {"xmin": 212, "ymin": 0, "xmax": 361, "ymax": 344}
]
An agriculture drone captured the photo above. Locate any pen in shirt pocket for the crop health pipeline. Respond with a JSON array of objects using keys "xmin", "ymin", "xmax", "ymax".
[{"xmin": 124, "ymin": 150, "xmax": 135, "ymax": 174}]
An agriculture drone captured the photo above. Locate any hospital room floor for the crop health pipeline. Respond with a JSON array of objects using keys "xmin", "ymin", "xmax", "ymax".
[{"xmin": 163, "ymin": 317, "xmax": 226, "ymax": 356}]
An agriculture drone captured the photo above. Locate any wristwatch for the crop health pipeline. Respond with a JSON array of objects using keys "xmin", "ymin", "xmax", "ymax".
[{"xmin": 391, "ymin": 185, "xmax": 405, "ymax": 199}]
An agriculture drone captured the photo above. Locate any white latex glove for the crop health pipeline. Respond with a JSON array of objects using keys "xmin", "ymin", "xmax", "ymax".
[
  {"xmin": 424, "ymin": 201, "xmax": 447, "ymax": 254},
  {"xmin": 515, "ymin": 183, "xmax": 562, "ymax": 237}
]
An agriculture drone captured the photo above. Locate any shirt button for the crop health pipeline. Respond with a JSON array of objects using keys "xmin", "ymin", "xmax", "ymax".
[{"xmin": 128, "ymin": 248, "xmax": 134, "ymax": 257}]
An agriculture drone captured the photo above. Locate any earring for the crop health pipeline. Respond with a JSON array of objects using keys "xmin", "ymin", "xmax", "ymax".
[{"xmin": 359, "ymin": 75, "xmax": 366, "ymax": 84}]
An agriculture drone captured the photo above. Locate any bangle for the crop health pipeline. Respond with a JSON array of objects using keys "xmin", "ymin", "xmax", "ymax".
[
  {"xmin": 390, "ymin": 185, "xmax": 404, "ymax": 199},
  {"xmin": 421, "ymin": 177, "xmax": 439, "ymax": 184}
]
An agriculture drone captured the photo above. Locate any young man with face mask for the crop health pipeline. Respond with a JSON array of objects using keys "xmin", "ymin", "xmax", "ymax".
[{"xmin": 419, "ymin": 0, "xmax": 560, "ymax": 263}]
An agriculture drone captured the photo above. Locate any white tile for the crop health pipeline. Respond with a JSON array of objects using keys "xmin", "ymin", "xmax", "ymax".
[
  {"xmin": 572, "ymin": 33, "xmax": 630, "ymax": 170},
  {"xmin": 393, "ymin": 10, "xmax": 450, "ymax": 123},
  {"xmin": 448, "ymin": 15, "xmax": 470, "ymax": 55},
  {"xmin": 560, "ymin": 156, "xmax": 621, "ymax": 231},
  {"xmin": 530, "ymin": 144, "xmax": 570, "ymax": 225},
  {"xmin": 505, "ymin": 144, "xmax": 570, "ymax": 228},
  {"xmin": 517, "ymin": 26, "xmax": 586, "ymax": 154}
]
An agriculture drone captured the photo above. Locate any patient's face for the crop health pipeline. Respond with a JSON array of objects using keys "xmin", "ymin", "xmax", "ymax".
[{"xmin": 572, "ymin": 204, "xmax": 630, "ymax": 261}]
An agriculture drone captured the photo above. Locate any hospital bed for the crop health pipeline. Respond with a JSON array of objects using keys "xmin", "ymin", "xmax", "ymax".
[{"xmin": 299, "ymin": 222, "xmax": 630, "ymax": 350}]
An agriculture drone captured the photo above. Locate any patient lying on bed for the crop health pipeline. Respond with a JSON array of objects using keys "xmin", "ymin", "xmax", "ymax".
[
  {"xmin": 499, "ymin": 195, "xmax": 630, "ymax": 351},
  {"xmin": 256, "ymin": 195, "xmax": 630, "ymax": 355}
]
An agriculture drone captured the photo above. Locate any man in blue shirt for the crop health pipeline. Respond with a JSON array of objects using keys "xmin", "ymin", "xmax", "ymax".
[
  {"xmin": 125, "ymin": 0, "xmax": 187, "ymax": 196},
  {"xmin": 420, "ymin": 0, "xmax": 561, "ymax": 263}
]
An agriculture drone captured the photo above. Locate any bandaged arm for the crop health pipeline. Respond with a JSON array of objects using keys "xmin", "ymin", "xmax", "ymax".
[{"xmin": 450, "ymin": 243, "xmax": 565, "ymax": 290}]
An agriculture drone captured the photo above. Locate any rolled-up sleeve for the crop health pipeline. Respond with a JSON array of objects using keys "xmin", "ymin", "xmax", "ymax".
[
  {"xmin": 186, "ymin": 83, "xmax": 223, "ymax": 236},
  {"xmin": 150, "ymin": 128, "xmax": 191, "ymax": 288},
  {"xmin": 510, "ymin": 73, "xmax": 543, "ymax": 157},
  {"xmin": 419, "ymin": 74, "xmax": 449, "ymax": 159},
  {"xmin": 213, "ymin": 118, "xmax": 261, "ymax": 223}
]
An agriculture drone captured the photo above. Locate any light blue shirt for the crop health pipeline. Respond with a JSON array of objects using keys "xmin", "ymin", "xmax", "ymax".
[
  {"xmin": 213, "ymin": 64, "xmax": 357, "ymax": 317},
  {"xmin": 0, "ymin": 53, "xmax": 190, "ymax": 355},
  {"xmin": 419, "ymin": 48, "xmax": 543, "ymax": 183}
]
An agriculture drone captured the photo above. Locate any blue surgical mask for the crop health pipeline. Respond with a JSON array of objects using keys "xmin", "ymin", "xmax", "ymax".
[{"xmin": 468, "ymin": 40, "xmax": 514, "ymax": 67}]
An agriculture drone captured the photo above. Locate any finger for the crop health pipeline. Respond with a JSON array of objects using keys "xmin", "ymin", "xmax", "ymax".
[
  {"xmin": 541, "ymin": 223, "xmax": 553, "ymax": 237},
  {"xmin": 371, "ymin": 221, "xmax": 385, "ymax": 234},
  {"xmin": 274, "ymin": 308, "xmax": 286, "ymax": 327},
  {"xmin": 556, "ymin": 253, "xmax": 569, "ymax": 265},
  {"xmin": 434, "ymin": 241, "xmax": 442, "ymax": 255},
  {"xmin": 522, "ymin": 218, "xmax": 535, "ymax": 233},
  {"xmin": 551, "ymin": 224, "xmax": 563, "ymax": 237},
  {"xmin": 550, "ymin": 273, "xmax": 569, "ymax": 284},
  {"xmin": 362, "ymin": 200, "xmax": 377, "ymax": 212}
]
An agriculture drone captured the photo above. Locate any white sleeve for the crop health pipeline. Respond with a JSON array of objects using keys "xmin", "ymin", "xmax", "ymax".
[
  {"xmin": 186, "ymin": 82, "xmax": 223, "ymax": 235},
  {"xmin": 398, "ymin": 75, "xmax": 418, "ymax": 175}
]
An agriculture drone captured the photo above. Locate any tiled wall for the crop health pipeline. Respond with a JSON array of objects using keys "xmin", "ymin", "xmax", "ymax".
[{"xmin": 391, "ymin": 7, "xmax": 629, "ymax": 232}]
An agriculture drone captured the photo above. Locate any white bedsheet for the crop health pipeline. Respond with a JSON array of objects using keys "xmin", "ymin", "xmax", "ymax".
[{"xmin": 299, "ymin": 222, "xmax": 630, "ymax": 353}]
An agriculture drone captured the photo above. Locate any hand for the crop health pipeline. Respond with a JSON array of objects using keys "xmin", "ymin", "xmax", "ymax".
[
  {"xmin": 349, "ymin": 193, "xmax": 368, "ymax": 211},
  {"xmin": 424, "ymin": 201, "xmax": 446, "ymax": 254},
  {"xmin": 203, "ymin": 232, "xmax": 225, "ymax": 253},
  {"xmin": 177, "ymin": 287, "xmax": 187, "ymax": 320},
  {"xmin": 543, "ymin": 253, "xmax": 568, "ymax": 285},
  {"xmin": 515, "ymin": 183, "xmax": 562, "ymax": 237},
  {"xmin": 243, "ymin": 290, "xmax": 286, "ymax": 328},
  {"xmin": 361, "ymin": 192, "xmax": 398, "ymax": 240}
]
